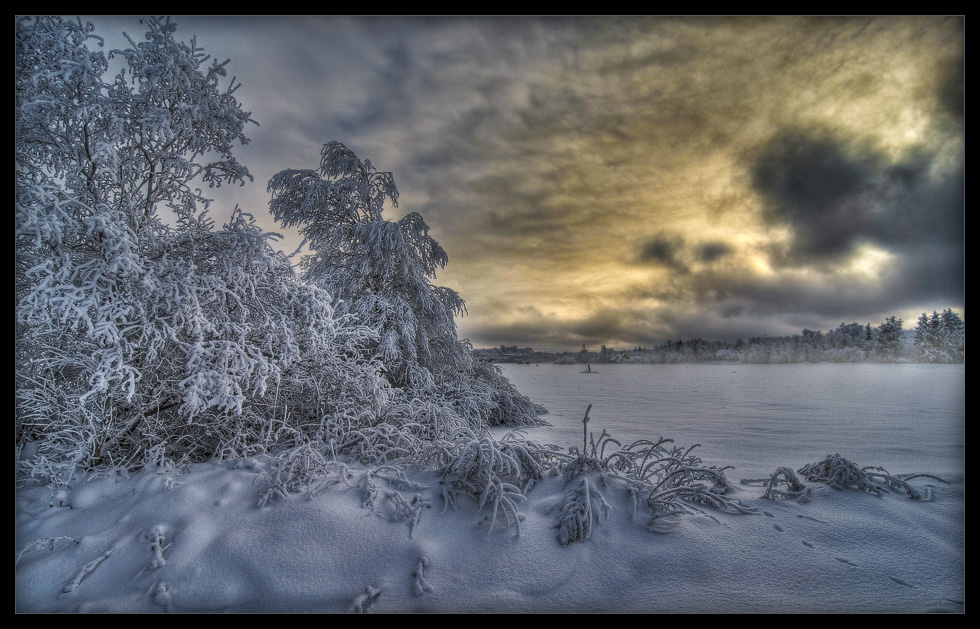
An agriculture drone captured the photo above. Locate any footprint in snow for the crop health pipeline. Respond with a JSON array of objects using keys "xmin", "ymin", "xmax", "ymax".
[
  {"xmin": 834, "ymin": 556, "xmax": 858, "ymax": 567},
  {"xmin": 762, "ymin": 511, "xmax": 775, "ymax": 518},
  {"xmin": 802, "ymin": 540, "xmax": 816, "ymax": 549},
  {"xmin": 773, "ymin": 524, "xmax": 784, "ymax": 532}
]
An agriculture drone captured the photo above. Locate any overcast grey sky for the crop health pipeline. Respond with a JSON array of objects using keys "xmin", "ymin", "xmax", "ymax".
[{"xmin": 85, "ymin": 15, "xmax": 964, "ymax": 350}]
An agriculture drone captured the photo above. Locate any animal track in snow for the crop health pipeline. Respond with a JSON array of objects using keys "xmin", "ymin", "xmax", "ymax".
[
  {"xmin": 802, "ymin": 540, "xmax": 816, "ymax": 549},
  {"xmin": 796, "ymin": 514, "xmax": 827, "ymax": 524},
  {"xmin": 773, "ymin": 524, "xmax": 784, "ymax": 532},
  {"xmin": 887, "ymin": 576, "xmax": 917, "ymax": 588},
  {"xmin": 834, "ymin": 556, "xmax": 858, "ymax": 567}
]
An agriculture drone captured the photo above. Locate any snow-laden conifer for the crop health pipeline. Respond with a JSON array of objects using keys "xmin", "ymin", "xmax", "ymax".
[
  {"xmin": 268, "ymin": 142, "xmax": 546, "ymax": 431},
  {"xmin": 915, "ymin": 309, "xmax": 965, "ymax": 363}
]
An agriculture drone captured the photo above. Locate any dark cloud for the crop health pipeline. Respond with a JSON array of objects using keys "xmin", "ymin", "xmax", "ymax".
[
  {"xmin": 751, "ymin": 127, "xmax": 963, "ymax": 286},
  {"xmin": 464, "ymin": 300, "xmax": 828, "ymax": 349},
  {"xmin": 638, "ymin": 237, "xmax": 733, "ymax": 272},
  {"xmin": 883, "ymin": 233, "xmax": 964, "ymax": 306},
  {"xmin": 639, "ymin": 236, "xmax": 687, "ymax": 271},
  {"xmin": 685, "ymin": 250, "xmax": 962, "ymax": 337},
  {"xmin": 751, "ymin": 128, "xmax": 883, "ymax": 261},
  {"xmin": 698, "ymin": 242, "xmax": 733, "ymax": 263},
  {"xmin": 881, "ymin": 162, "xmax": 963, "ymax": 250},
  {"xmin": 939, "ymin": 57, "xmax": 964, "ymax": 123},
  {"xmin": 691, "ymin": 270, "xmax": 886, "ymax": 319}
]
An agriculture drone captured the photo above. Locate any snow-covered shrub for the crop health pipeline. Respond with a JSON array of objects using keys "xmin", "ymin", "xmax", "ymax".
[
  {"xmin": 256, "ymin": 443, "xmax": 334, "ymax": 506},
  {"xmin": 17, "ymin": 16, "xmax": 250, "ymax": 473},
  {"xmin": 17, "ymin": 201, "xmax": 386, "ymax": 479},
  {"xmin": 15, "ymin": 17, "xmax": 395, "ymax": 485},
  {"xmin": 742, "ymin": 454, "xmax": 950, "ymax": 501},
  {"xmin": 560, "ymin": 406, "xmax": 757, "ymax": 531},
  {"xmin": 421, "ymin": 428, "xmax": 561, "ymax": 536},
  {"xmin": 16, "ymin": 18, "xmax": 552, "ymax": 506},
  {"xmin": 740, "ymin": 466, "xmax": 811, "ymax": 501},
  {"xmin": 799, "ymin": 454, "xmax": 948, "ymax": 500}
]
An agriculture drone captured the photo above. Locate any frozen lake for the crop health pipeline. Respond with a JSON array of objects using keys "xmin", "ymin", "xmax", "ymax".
[{"xmin": 496, "ymin": 362, "xmax": 965, "ymax": 483}]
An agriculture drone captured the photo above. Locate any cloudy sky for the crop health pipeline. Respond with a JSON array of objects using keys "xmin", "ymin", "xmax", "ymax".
[{"xmin": 87, "ymin": 15, "xmax": 964, "ymax": 351}]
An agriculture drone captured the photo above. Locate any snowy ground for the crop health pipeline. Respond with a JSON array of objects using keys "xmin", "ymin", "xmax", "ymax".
[{"xmin": 15, "ymin": 364, "xmax": 965, "ymax": 613}]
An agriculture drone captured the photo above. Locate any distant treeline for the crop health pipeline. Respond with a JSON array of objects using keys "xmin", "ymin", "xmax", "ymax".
[{"xmin": 474, "ymin": 310, "xmax": 965, "ymax": 365}]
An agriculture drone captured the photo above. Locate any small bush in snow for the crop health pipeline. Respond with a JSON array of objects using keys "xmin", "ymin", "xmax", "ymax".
[
  {"xmin": 561, "ymin": 405, "xmax": 757, "ymax": 532},
  {"xmin": 740, "ymin": 466, "xmax": 811, "ymax": 502},
  {"xmin": 743, "ymin": 454, "xmax": 950, "ymax": 501},
  {"xmin": 422, "ymin": 428, "xmax": 560, "ymax": 536},
  {"xmin": 800, "ymin": 454, "xmax": 948, "ymax": 500}
]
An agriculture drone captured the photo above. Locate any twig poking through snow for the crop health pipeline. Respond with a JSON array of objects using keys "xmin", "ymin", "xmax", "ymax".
[
  {"xmin": 356, "ymin": 470, "xmax": 429, "ymax": 538},
  {"xmin": 15, "ymin": 536, "xmax": 78, "ymax": 566},
  {"xmin": 413, "ymin": 557, "xmax": 434, "ymax": 596},
  {"xmin": 580, "ymin": 403, "xmax": 592, "ymax": 472},
  {"xmin": 152, "ymin": 581, "xmax": 173, "ymax": 612},
  {"xmin": 348, "ymin": 585, "xmax": 381, "ymax": 613},
  {"xmin": 148, "ymin": 527, "xmax": 170, "ymax": 568},
  {"xmin": 63, "ymin": 550, "xmax": 111, "ymax": 593}
]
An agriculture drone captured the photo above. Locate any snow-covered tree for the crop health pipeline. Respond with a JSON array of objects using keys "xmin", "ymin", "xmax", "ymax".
[
  {"xmin": 16, "ymin": 16, "xmax": 255, "ymax": 226},
  {"xmin": 914, "ymin": 312, "xmax": 942, "ymax": 362},
  {"xmin": 268, "ymin": 142, "xmax": 545, "ymax": 431},
  {"xmin": 824, "ymin": 322, "xmax": 870, "ymax": 362},
  {"xmin": 937, "ymin": 309, "xmax": 965, "ymax": 363},
  {"xmin": 874, "ymin": 316, "xmax": 904, "ymax": 362},
  {"xmin": 915, "ymin": 309, "xmax": 965, "ymax": 363},
  {"xmin": 15, "ymin": 17, "xmax": 390, "ymax": 479},
  {"xmin": 800, "ymin": 329, "xmax": 823, "ymax": 362},
  {"xmin": 268, "ymin": 142, "xmax": 466, "ymax": 391}
]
